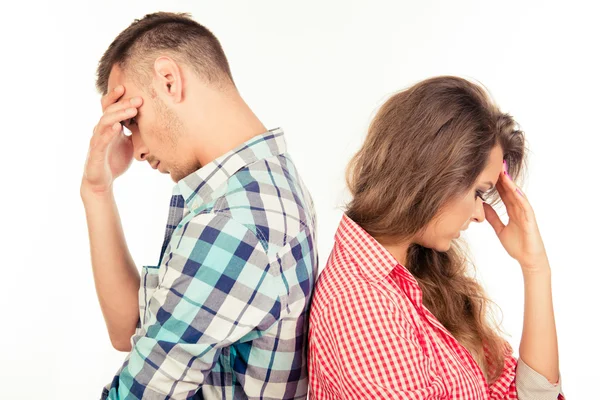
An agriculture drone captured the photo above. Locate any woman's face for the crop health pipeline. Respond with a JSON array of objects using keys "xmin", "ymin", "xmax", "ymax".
[{"xmin": 416, "ymin": 145, "xmax": 505, "ymax": 252}]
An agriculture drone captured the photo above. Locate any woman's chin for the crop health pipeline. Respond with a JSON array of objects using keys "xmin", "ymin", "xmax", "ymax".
[
  {"xmin": 433, "ymin": 239, "xmax": 453, "ymax": 253},
  {"xmin": 419, "ymin": 239, "xmax": 452, "ymax": 253}
]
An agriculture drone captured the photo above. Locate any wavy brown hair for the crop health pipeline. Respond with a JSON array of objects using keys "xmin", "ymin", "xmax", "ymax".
[{"xmin": 345, "ymin": 76, "xmax": 527, "ymax": 382}]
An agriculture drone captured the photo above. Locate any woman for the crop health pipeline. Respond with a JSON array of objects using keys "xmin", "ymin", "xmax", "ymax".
[{"xmin": 308, "ymin": 76, "xmax": 564, "ymax": 399}]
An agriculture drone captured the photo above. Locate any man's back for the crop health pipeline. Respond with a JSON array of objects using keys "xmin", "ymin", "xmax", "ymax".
[{"xmin": 102, "ymin": 129, "xmax": 318, "ymax": 399}]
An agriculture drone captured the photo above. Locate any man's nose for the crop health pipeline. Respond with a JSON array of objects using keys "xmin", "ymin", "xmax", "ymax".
[
  {"xmin": 131, "ymin": 134, "xmax": 149, "ymax": 162},
  {"xmin": 134, "ymin": 150, "xmax": 148, "ymax": 162}
]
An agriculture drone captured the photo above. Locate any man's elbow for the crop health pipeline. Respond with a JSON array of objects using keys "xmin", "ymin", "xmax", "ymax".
[
  {"xmin": 110, "ymin": 336, "xmax": 132, "ymax": 352},
  {"xmin": 108, "ymin": 321, "xmax": 137, "ymax": 352}
]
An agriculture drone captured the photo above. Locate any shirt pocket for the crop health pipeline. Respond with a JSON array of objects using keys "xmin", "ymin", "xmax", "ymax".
[{"xmin": 139, "ymin": 265, "xmax": 161, "ymax": 327}]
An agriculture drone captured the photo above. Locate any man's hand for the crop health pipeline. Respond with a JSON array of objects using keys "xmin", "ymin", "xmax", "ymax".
[{"xmin": 81, "ymin": 85, "xmax": 143, "ymax": 195}]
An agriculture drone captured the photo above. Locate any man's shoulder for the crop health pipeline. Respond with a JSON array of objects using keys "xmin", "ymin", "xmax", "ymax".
[
  {"xmin": 210, "ymin": 155, "xmax": 316, "ymax": 253},
  {"xmin": 225, "ymin": 152, "xmax": 306, "ymax": 204}
]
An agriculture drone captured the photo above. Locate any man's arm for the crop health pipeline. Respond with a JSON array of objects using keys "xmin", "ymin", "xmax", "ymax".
[
  {"xmin": 103, "ymin": 213, "xmax": 283, "ymax": 400},
  {"xmin": 81, "ymin": 85, "xmax": 144, "ymax": 351},
  {"xmin": 81, "ymin": 186, "xmax": 140, "ymax": 351}
]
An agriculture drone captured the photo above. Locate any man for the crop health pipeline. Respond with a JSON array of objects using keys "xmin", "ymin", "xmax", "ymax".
[{"xmin": 81, "ymin": 11, "xmax": 318, "ymax": 399}]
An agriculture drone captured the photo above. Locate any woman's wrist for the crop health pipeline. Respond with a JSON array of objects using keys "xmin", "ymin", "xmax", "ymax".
[{"xmin": 519, "ymin": 254, "xmax": 551, "ymax": 276}]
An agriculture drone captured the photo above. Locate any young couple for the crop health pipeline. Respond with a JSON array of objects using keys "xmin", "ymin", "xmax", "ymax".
[{"xmin": 81, "ymin": 11, "xmax": 563, "ymax": 400}]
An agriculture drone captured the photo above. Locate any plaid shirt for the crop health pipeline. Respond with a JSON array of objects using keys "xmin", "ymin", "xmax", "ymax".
[
  {"xmin": 101, "ymin": 129, "xmax": 318, "ymax": 400},
  {"xmin": 308, "ymin": 214, "xmax": 564, "ymax": 400}
]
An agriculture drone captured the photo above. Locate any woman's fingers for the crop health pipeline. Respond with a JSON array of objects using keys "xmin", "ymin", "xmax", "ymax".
[
  {"xmin": 502, "ymin": 163, "xmax": 532, "ymax": 211},
  {"xmin": 496, "ymin": 161, "xmax": 536, "ymax": 225},
  {"xmin": 483, "ymin": 202, "xmax": 505, "ymax": 236},
  {"xmin": 495, "ymin": 173, "xmax": 519, "ymax": 219}
]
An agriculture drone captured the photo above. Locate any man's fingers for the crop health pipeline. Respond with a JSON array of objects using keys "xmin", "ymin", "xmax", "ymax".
[
  {"xmin": 90, "ymin": 121, "xmax": 122, "ymax": 154},
  {"xmin": 101, "ymin": 85, "xmax": 124, "ymax": 112},
  {"xmin": 90, "ymin": 90, "xmax": 140, "ymax": 164},
  {"xmin": 90, "ymin": 107, "xmax": 137, "ymax": 156},
  {"xmin": 103, "ymin": 95, "xmax": 143, "ymax": 116},
  {"xmin": 98, "ymin": 107, "xmax": 138, "ymax": 135}
]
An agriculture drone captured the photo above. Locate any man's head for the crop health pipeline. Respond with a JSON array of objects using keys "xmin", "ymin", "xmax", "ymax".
[{"xmin": 96, "ymin": 12, "xmax": 236, "ymax": 181}]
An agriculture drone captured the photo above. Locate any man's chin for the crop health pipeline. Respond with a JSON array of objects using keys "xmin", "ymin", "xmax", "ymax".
[
  {"xmin": 169, "ymin": 170, "xmax": 187, "ymax": 183},
  {"xmin": 169, "ymin": 172, "xmax": 180, "ymax": 183}
]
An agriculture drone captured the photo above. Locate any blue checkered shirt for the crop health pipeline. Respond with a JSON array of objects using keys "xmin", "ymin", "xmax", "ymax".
[{"xmin": 101, "ymin": 128, "xmax": 318, "ymax": 399}]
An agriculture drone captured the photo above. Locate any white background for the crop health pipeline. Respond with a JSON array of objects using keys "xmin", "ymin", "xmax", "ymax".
[{"xmin": 1, "ymin": 0, "xmax": 598, "ymax": 398}]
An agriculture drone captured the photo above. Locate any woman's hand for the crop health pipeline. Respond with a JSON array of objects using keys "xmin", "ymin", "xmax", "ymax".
[
  {"xmin": 485, "ymin": 163, "xmax": 560, "ymax": 387},
  {"xmin": 482, "ymin": 160, "xmax": 549, "ymax": 272}
]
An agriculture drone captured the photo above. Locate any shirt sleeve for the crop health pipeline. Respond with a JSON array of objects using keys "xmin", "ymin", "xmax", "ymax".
[
  {"xmin": 308, "ymin": 285, "xmax": 448, "ymax": 399},
  {"xmin": 516, "ymin": 357, "xmax": 564, "ymax": 400},
  {"xmin": 103, "ymin": 213, "xmax": 283, "ymax": 400},
  {"xmin": 487, "ymin": 342, "xmax": 565, "ymax": 400}
]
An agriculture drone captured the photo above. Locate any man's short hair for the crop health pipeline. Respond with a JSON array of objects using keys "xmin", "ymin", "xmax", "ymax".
[{"xmin": 96, "ymin": 11, "xmax": 234, "ymax": 95}]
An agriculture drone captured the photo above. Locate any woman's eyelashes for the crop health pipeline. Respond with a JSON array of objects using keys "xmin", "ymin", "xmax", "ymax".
[{"xmin": 475, "ymin": 190, "xmax": 486, "ymax": 202}]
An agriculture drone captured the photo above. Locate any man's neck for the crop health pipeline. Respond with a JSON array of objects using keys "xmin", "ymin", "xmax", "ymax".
[{"xmin": 187, "ymin": 90, "xmax": 268, "ymax": 167}]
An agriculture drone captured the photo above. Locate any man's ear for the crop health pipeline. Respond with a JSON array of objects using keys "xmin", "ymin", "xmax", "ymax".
[{"xmin": 153, "ymin": 56, "xmax": 183, "ymax": 103}]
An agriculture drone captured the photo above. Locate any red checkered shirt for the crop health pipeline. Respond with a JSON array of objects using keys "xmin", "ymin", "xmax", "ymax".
[{"xmin": 308, "ymin": 214, "xmax": 563, "ymax": 399}]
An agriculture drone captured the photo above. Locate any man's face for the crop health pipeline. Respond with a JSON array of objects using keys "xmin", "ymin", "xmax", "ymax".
[{"xmin": 106, "ymin": 64, "xmax": 200, "ymax": 182}]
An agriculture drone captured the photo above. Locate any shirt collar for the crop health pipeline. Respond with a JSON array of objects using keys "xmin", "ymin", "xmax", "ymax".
[
  {"xmin": 335, "ymin": 213, "xmax": 420, "ymax": 288},
  {"xmin": 336, "ymin": 214, "xmax": 460, "ymax": 337},
  {"xmin": 175, "ymin": 127, "xmax": 287, "ymax": 211}
]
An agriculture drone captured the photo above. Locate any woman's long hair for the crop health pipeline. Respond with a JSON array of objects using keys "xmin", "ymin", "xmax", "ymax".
[{"xmin": 345, "ymin": 76, "xmax": 527, "ymax": 382}]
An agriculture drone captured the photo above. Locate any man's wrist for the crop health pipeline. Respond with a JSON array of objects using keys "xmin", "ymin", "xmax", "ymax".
[{"xmin": 80, "ymin": 180, "xmax": 115, "ymax": 203}]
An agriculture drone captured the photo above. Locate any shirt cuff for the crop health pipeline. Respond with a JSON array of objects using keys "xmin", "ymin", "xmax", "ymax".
[{"xmin": 516, "ymin": 357, "xmax": 564, "ymax": 400}]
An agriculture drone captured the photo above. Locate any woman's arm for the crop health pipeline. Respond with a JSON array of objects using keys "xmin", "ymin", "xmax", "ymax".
[
  {"xmin": 519, "ymin": 262, "xmax": 559, "ymax": 384},
  {"xmin": 483, "ymin": 160, "xmax": 561, "ymax": 390}
]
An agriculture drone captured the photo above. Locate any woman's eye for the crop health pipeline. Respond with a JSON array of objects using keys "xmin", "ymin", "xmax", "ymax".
[{"xmin": 475, "ymin": 191, "xmax": 486, "ymax": 201}]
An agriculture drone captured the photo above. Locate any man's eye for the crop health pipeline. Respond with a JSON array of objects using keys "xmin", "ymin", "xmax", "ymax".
[{"xmin": 120, "ymin": 118, "xmax": 136, "ymax": 137}]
